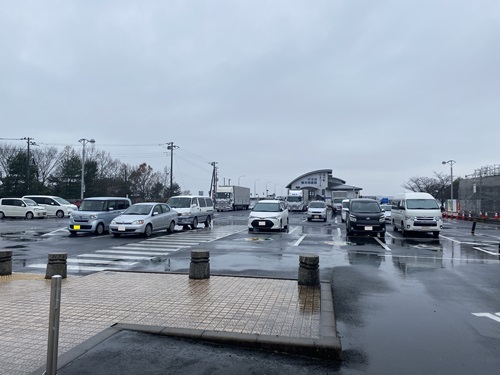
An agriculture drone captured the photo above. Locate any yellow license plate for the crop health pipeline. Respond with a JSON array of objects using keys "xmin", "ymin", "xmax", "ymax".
[{"xmin": 74, "ymin": 225, "xmax": 80, "ymax": 230}]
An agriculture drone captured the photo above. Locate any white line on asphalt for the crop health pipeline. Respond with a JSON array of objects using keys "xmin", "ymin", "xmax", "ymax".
[
  {"xmin": 288, "ymin": 226, "xmax": 300, "ymax": 234},
  {"xmin": 110, "ymin": 245, "xmax": 185, "ymax": 251},
  {"xmin": 96, "ymin": 250, "xmax": 170, "ymax": 256},
  {"xmin": 75, "ymin": 254, "xmax": 151, "ymax": 260},
  {"xmin": 337, "ymin": 228, "xmax": 342, "ymax": 237},
  {"xmin": 472, "ymin": 246, "xmax": 500, "ymax": 256},
  {"xmin": 375, "ymin": 237, "xmax": 392, "ymax": 251},
  {"xmin": 27, "ymin": 264, "xmax": 114, "ymax": 271},
  {"xmin": 68, "ymin": 259, "xmax": 139, "ymax": 265},
  {"xmin": 42, "ymin": 227, "xmax": 69, "ymax": 236},
  {"xmin": 439, "ymin": 234, "xmax": 460, "ymax": 243},
  {"xmin": 472, "ymin": 313, "xmax": 500, "ymax": 323},
  {"xmin": 293, "ymin": 235, "xmax": 306, "ymax": 246}
]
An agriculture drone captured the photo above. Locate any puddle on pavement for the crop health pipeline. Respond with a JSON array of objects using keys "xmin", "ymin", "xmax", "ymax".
[{"xmin": 0, "ymin": 230, "xmax": 49, "ymax": 242}]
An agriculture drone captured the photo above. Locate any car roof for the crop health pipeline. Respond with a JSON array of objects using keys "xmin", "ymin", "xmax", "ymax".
[
  {"xmin": 256, "ymin": 199, "xmax": 281, "ymax": 203},
  {"xmin": 83, "ymin": 197, "xmax": 130, "ymax": 200}
]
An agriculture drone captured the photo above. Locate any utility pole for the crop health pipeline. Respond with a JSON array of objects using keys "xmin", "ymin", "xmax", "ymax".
[
  {"xmin": 22, "ymin": 137, "xmax": 36, "ymax": 194},
  {"xmin": 165, "ymin": 142, "xmax": 178, "ymax": 195},
  {"xmin": 209, "ymin": 162, "xmax": 218, "ymax": 200}
]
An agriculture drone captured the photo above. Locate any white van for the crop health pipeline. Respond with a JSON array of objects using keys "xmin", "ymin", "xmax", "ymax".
[
  {"xmin": 167, "ymin": 195, "xmax": 215, "ymax": 229},
  {"xmin": 23, "ymin": 195, "xmax": 77, "ymax": 218},
  {"xmin": 0, "ymin": 198, "xmax": 47, "ymax": 219},
  {"xmin": 391, "ymin": 192, "xmax": 443, "ymax": 238}
]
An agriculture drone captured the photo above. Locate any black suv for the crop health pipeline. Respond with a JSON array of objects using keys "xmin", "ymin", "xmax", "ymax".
[{"xmin": 346, "ymin": 198, "xmax": 386, "ymax": 237}]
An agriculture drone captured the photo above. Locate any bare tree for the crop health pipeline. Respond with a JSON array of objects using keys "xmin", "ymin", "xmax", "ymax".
[
  {"xmin": 0, "ymin": 143, "xmax": 21, "ymax": 178},
  {"xmin": 32, "ymin": 146, "xmax": 63, "ymax": 185},
  {"xmin": 402, "ymin": 172, "xmax": 449, "ymax": 201}
]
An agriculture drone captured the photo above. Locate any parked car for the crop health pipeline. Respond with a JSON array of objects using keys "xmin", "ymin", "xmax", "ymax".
[
  {"xmin": 341, "ymin": 198, "xmax": 350, "ymax": 223},
  {"xmin": 68, "ymin": 197, "xmax": 131, "ymax": 235},
  {"xmin": 109, "ymin": 202, "xmax": 178, "ymax": 237},
  {"xmin": 23, "ymin": 195, "xmax": 77, "ymax": 218},
  {"xmin": 307, "ymin": 201, "xmax": 327, "ymax": 222},
  {"xmin": 345, "ymin": 198, "xmax": 386, "ymax": 237},
  {"xmin": 166, "ymin": 195, "xmax": 214, "ymax": 229},
  {"xmin": 0, "ymin": 197, "xmax": 47, "ymax": 219},
  {"xmin": 248, "ymin": 199, "xmax": 289, "ymax": 232},
  {"xmin": 380, "ymin": 204, "xmax": 392, "ymax": 222}
]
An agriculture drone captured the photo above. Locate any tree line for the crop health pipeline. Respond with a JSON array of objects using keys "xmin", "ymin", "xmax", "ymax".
[{"xmin": 0, "ymin": 143, "xmax": 183, "ymax": 201}]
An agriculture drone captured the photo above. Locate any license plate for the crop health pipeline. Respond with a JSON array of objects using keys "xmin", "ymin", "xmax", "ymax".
[
  {"xmin": 118, "ymin": 226, "xmax": 126, "ymax": 231},
  {"xmin": 314, "ymin": 215, "xmax": 320, "ymax": 219},
  {"xmin": 74, "ymin": 225, "xmax": 80, "ymax": 230},
  {"xmin": 364, "ymin": 226, "xmax": 373, "ymax": 231},
  {"xmin": 259, "ymin": 221, "xmax": 266, "ymax": 226},
  {"xmin": 421, "ymin": 226, "xmax": 430, "ymax": 230}
]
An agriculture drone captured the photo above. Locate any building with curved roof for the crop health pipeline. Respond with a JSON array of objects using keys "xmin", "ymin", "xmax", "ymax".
[{"xmin": 285, "ymin": 169, "xmax": 361, "ymax": 201}]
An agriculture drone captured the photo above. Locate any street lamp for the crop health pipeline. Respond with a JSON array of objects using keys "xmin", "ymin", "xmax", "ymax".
[
  {"xmin": 238, "ymin": 175, "xmax": 245, "ymax": 186},
  {"xmin": 254, "ymin": 179, "xmax": 260, "ymax": 197},
  {"xmin": 79, "ymin": 138, "xmax": 95, "ymax": 199},
  {"xmin": 442, "ymin": 160, "xmax": 456, "ymax": 201},
  {"xmin": 265, "ymin": 181, "xmax": 271, "ymax": 197}
]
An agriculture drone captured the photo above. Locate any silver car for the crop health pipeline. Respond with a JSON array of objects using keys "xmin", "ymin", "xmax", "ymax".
[{"xmin": 109, "ymin": 202, "xmax": 178, "ymax": 237}]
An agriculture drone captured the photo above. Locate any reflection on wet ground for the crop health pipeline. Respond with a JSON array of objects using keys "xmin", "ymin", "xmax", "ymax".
[{"xmin": 0, "ymin": 230, "xmax": 49, "ymax": 242}]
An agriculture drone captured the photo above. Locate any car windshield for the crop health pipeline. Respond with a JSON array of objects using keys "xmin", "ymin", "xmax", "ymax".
[
  {"xmin": 351, "ymin": 201, "xmax": 381, "ymax": 213},
  {"xmin": 124, "ymin": 205, "xmax": 153, "ymax": 215},
  {"xmin": 309, "ymin": 202, "xmax": 325, "ymax": 208},
  {"xmin": 216, "ymin": 192, "xmax": 231, "ymax": 199},
  {"xmin": 380, "ymin": 204, "xmax": 391, "ymax": 211},
  {"xmin": 54, "ymin": 197, "xmax": 71, "ymax": 205},
  {"xmin": 253, "ymin": 202, "xmax": 280, "ymax": 212},
  {"xmin": 24, "ymin": 199, "xmax": 38, "ymax": 206},
  {"xmin": 79, "ymin": 200, "xmax": 106, "ymax": 211},
  {"xmin": 406, "ymin": 199, "xmax": 439, "ymax": 209},
  {"xmin": 287, "ymin": 196, "xmax": 302, "ymax": 202},
  {"xmin": 167, "ymin": 197, "xmax": 191, "ymax": 208}
]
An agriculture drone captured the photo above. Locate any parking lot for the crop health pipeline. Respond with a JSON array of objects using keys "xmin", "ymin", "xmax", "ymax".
[{"xmin": 1, "ymin": 211, "xmax": 500, "ymax": 374}]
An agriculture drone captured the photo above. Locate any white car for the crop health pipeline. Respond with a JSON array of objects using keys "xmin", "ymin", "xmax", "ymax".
[
  {"xmin": 248, "ymin": 199, "xmax": 289, "ymax": 232},
  {"xmin": 0, "ymin": 197, "xmax": 47, "ymax": 219},
  {"xmin": 110, "ymin": 202, "xmax": 178, "ymax": 237},
  {"xmin": 307, "ymin": 201, "xmax": 327, "ymax": 222},
  {"xmin": 380, "ymin": 204, "xmax": 392, "ymax": 222}
]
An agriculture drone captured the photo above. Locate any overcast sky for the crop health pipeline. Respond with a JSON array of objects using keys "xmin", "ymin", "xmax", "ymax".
[{"xmin": 1, "ymin": 0, "xmax": 499, "ymax": 197}]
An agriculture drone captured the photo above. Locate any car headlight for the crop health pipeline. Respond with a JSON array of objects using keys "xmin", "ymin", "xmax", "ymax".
[
  {"xmin": 405, "ymin": 216, "xmax": 416, "ymax": 221},
  {"xmin": 379, "ymin": 215, "xmax": 385, "ymax": 222},
  {"xmin": 111, "ymin": 220, "xmax": 116, "ymax": 225},
  {"xmin": 349, "ymin": 214, "xmax": 357, "ymax": 222},
  {"xmin": 89, "ymin": 214, "xmax": 97, "ymax": 220},
  {"xmin": 132, "ymin": 220, "xmax": 145, "ymax": 225}
]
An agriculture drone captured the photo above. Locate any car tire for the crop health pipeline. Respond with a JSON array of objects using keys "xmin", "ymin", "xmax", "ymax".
[
  {"xmin": 307, "ymin": 218, "xmax": 311, "ymax": 222},
  {"xmin": 167, "ymin": 220, "xmax": 176, "ymax": 234},
  {"xmin": 95, "ymin": 223, "xmax": 105, "ymax": 235},
  {"xmin": 248, "ymin": 228, "xmax": 253, "ymax": 232},
  {"xmin": 69, "ymin": 231, "xmax": 77, "ymax": 236},
  {"xmin": 191, "ymin": 217, "xmax": 198, "ymax": 230},
  {"xmin": 143, "ymin": 224, "xmax": 153, "ymax": 237},
  {"xmin": 204, "ymin": 215, "xmax": 211, "ymax": 228},
  {"xmin": 401, "ymin": 222, "xmax": 407, "ymax": 237},
  {"xmin": 0, "ymin": 211, "xmax": 4, "ymax": 219},
  {"xmin": 433, "ymin": 231, "xmax": 440, "ymax": 238},
  {"xmin": 56, "ymin": 210, "xmax": 65, "ymax": 219},
  {"xmin": 26, "ymin": 212, "xmax": 34, "ymax": 220},
  {"xmin": 392, "ymin": 220, "xmax": 398, "ymax": 232}
]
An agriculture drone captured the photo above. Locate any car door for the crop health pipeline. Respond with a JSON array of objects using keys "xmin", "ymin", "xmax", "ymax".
[{"xmin": 151, "ymin": 204, "xmax": 165, "ymax": 231}]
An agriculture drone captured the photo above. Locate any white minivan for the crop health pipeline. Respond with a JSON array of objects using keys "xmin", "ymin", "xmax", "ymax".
[
  {"xmin": 23, "ymin": 195, "xmax": 77, "ymax": 218},
  {"xmin": 167, "ymin": 195, "xmax": 214, "ymax": 229},
  {"xmin": 391, "ymin": 192, "xmax": 443, "ymax": 238}
]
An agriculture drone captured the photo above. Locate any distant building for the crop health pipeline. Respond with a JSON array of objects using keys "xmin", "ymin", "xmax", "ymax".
[{"xmin": 285, "ymin": 169, "xmax": 361, "ymax": 202}]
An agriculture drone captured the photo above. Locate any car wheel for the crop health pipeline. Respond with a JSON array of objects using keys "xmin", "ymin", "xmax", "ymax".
[
  {"xmin": 96, "ymin": 223, "xmax": 105, "ymax": 235},
  {"xmin": 56, "ymin": 210, "xmax": 65, "ymax": 219},
  {"xmin": 143, "ymin": 224, "xmax": 153, "ymax": 237},
  {"xmin": 392, "ymin": 220, "xmax": 398, "ymax": 232},
  {"xmin": 204, "ymin": 215, "xmax": 211, "ymax": 227},
  {"xmin": 69, "ymin": 231, "xmax": 77, "ymax": 236},
  {"xmin": 191, "ymin": 217, "xmax": 198, "ymax": 230},
  {"xmin": 307, "ymin": 218, "xmax": 311, "ymax": 222},
  {"xmin": 248, "ymin": 228, "xmax": 254, "ymax": 232},
  {"xmin": 112, "ymin": 233, "xmax": 121, "ymax": 237},
  {"xmin": 26, "ymin": 211, "xmax": 34, "ymax": 220},
  {"xmin": 0, "ymin": 211, "xmax": 5, "ymax": 219},
  {"xmin": 433, "ymin": 231, "xmax": 440, "ymax": 238},
  {"xmin": 379, "ymin": 232, "xmax": 385, "ymax": 238},
  {"xmin": 167, "ymin": 220, "xmax": 176, "ymax": 234}
]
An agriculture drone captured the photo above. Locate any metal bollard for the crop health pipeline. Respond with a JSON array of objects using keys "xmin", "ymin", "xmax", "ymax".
[
  {"xmin": 45, "ymin": 253, "xmax": 67, "ymax": 279},
  {"xmin": 0, "ymin": 250, "xmax": 13, "ymax": 276},
  {"xmin": 298, "ymin": 254, "xmax": 320, "ymax": 286},
  {"xmin": 471, "ymin": 220, "xmax": 477, "ymax": 235},
  {"xmin": 189, "ymin": 250, "xmax": 210, "ymax": 279},
  {"xmin": 45, "ymin": 275, "xmax": 62, "ymax": 375}
]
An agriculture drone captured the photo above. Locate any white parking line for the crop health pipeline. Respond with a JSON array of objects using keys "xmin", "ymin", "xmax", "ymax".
[
  {"xmin": 375, "ymin": 237, "xmax": 392, "ymax": 251},
  {"xmin": 96, "ymin": 250, "xmax": 170, "ymax": 256},
  {"xmin": 42, "ymin": 227, "xmax": 69, "ymax": 236},
  {"xmin": 293, "ymin": 235, "xmax": 306, "ymax": 247},
  {"xmin": 472, "ymin": 246, "xmax": 500, "ymax": 256}
]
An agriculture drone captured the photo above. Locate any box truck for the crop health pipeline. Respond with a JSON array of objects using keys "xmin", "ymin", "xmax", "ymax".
[{"xmin": 215, "ymin": 186, "xmax": 251, "ymax": 211}]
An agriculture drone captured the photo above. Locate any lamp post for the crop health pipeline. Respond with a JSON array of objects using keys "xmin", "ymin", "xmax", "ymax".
[
  {"xmin": 254, "ymin": 179, "xmax": 260, "ymax": 197},
  {"xmin": 238, "ymin": 175, "xmax": 245, "ymax": 186},
  {"xmin": 79, "ymin": 138, "xmax": 95, "ymax": 199},
  {"xmin": 265, "ymin": 181, "xmax": 271, "ymax": 197},
  {"xmin": 442, "ymin": 160, "xmax": 456, "ymax": 201}
]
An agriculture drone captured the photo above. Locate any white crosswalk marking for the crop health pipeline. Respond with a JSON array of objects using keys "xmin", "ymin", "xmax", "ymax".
[{"xmin": 28, "ymin": 225, "xmax": 247, "ymax": 273}]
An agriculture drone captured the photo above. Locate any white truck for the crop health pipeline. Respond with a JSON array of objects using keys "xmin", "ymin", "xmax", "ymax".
[
  {"xmin": 215, "ymin": 186, "xmax": 251, "ymax": 211},
  {"xmin": 286, "ymin": 189, "xmax": 309, "ymax": 211}
]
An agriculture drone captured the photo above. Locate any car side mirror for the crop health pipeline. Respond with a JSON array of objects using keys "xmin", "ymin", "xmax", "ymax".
[{"xmin": 108, "ymin": 207, "xmax": 114, "ymax": 211}]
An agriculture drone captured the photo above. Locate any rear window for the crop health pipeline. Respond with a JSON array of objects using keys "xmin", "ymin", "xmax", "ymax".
[
  {"xmin": 167, "ymin": 197, "xmax": 191, "ymax": 208},
  {"xmin": 253, "ymin": 202, "xmax": 280, "ymax": 212},
  {"xmin": 309, "ymin": 201, "xmax": 325, "ymax": 208},
  {"xmin": 351, "ymin": 201, "xmax": 381, "ymax": 213}
]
